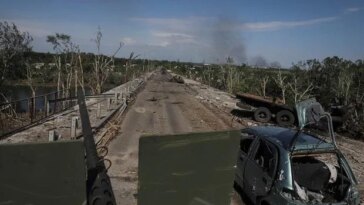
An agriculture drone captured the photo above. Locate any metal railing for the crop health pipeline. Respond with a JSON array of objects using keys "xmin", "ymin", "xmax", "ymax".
[
  {"xmin": 0, "ymin": 89, "xmax": 78, "ymax": 137},
  {"xmin": 0, "ymin": 75, "xmax": 148, "ymax": 139}
]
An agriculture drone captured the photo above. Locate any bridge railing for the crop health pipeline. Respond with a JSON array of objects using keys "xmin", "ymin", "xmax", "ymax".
[
  {"xmin": 0, "ymin": 74, "xmax": 149, "ymax": 139},
  {"xmin": 0, "ymin": 89, "xmax": 78, "ymax": 137}
]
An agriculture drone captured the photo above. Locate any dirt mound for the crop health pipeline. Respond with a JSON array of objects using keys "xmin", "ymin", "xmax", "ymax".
[{"xmin": 170, "ymin": 75, "xmax": 184, "ymax": 84}]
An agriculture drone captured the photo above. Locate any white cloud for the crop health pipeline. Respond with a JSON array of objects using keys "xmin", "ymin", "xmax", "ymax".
[
  {"xmin": 152, "ymin": 32, "xmax": 193, "ymax": 39},
  {"xmin": 345, "ymin": 7, "xmax": 361, "ymax": 13},
  {"xmin": 132, "ymin": 16, "xmax": 338, "ymax": 33},
  {"xmin": 241, "ymin": 17, "xmax": 338, "ymax": 31},
  {"xmin": 131, "ymin": 17, "xmax": 210, "ymax": 31},
  {"xmin": 151, "ymin": 31, "xmax": 197, "ymax": 45},
  {"xmin": 158, "ymin": 41, "xmax": 170, "ymax": 47}
]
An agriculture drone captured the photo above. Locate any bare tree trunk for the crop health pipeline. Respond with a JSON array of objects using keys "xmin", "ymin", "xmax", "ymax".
[
  {"xmin": 288, "ymin": 76, "xmax": 313, "ymax": 103},
  {"xmin": 260, "ymin": 76, "xmax": 269, "ymax": 97},
  {"xmin": 77, "ymin": 55, "xmax": 85, "ymax": 94},
  {"xmin": 273, "ymin": 70, "xmax": 288, "ymax": 104},
  {"xmin": 56, "ymin": 56, "xmax": 61, "ymax": 98},
  {"xmin": 75, "ymin": 69, "xmax": 78, "ymax": 96},
  {"xmin": 26, "ymin": 62, "xmax": 36, "ymax": 121},
  {"xmin": 344, "ymin": 80, "xmax": 352, "ymax": 106},
  {"xmin": 92, "ymin": 28, "xmax": 123, "ymax": 94}
]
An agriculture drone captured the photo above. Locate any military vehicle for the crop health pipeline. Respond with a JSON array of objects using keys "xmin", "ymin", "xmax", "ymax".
[{"xmin": 236, "ymin": 92, "xmax": 296, "ymax": 127}]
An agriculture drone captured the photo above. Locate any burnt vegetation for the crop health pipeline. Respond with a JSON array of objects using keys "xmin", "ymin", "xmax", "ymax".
[
  {"xmin": 0, "ymin": 21, "xmax": 363, "ymax": 139},
  {"xmin": 171, "ymin": 58, "xmax": 364, "ymax": 140}
]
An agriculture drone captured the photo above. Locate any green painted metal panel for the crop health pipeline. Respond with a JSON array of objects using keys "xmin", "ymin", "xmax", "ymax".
[
  {"xmin": 138, "ymin": 130, "xmax": 240, "ymax": 205},
  {"xmin": 0, "ymin": 140, "xmax": 87, "ymax": 205}
]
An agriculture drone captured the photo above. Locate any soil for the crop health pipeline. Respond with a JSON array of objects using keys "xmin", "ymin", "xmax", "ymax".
[{"xmin": 107, "ymin": 71, "xmax": 364, "ymax": 204}]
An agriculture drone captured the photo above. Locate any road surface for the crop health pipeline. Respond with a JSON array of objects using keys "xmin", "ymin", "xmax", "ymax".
[
  {"xmin": 106, "ymin": 71, "xmax": 364, "ymax": 204},
  {"xmin": 107, "ymin": 72, "xmax": 243, "ymax": 204}
]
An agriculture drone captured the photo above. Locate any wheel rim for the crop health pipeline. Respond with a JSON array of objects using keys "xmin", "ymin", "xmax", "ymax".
[
  {"xmin": 280, "ymin": 115, "xmax": 289, "ymax": 121},
  {"xmin": 259, "ymin": 112, "xmax": 267, "ymax": 118}
]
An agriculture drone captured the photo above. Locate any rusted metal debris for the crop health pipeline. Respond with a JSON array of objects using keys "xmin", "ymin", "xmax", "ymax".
[{"xmin": 236, "ymin": 92, "xmax": 284, "ymax": 105}]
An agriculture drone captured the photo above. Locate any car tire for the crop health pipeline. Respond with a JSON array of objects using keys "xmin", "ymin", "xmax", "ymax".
[
  {"xmin": 276, "ymin": 110, "xmax": 295, "ymax": 127},
  {"xmin": 254, "ymin": 107, "xmax": 271, "ymax": 123}
]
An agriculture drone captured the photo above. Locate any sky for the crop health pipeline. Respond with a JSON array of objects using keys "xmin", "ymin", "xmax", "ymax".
[{"xmin": 1, "ymin": 0, "xmax": 364, "ymax": 67}]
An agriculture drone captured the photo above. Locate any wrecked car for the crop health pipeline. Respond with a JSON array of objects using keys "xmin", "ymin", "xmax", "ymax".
[{"xmin": 234, "ymin": 99, "xmax": 360, "ymax": 205}]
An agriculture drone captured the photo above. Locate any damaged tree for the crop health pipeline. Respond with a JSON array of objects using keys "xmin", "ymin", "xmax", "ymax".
[
  {"xmin": 288, "ymin": 74, "xmax": 314, "ymax": 104},
  {"xmin": 273, "ymin": 69, "xmax": 288, "ymax": 104},
  {"xmin": 46, "ymin": 33, "xmax": 79, "ymax": 99},
  {"xmin": 226, "ymin": 56, "xmax": 236, "ymax": 93},
  {"xmin": 124, "ymin": 52, "xmax": 140, "ymax": 83},
  {"xmin": 91, "ymin": 27, "xmax": 123, "ymax": 95},
  {"xmin": 257, "ymin": 75, "xmax": 269, "ymax": 98},
  {"xmin": 0, "ymin": 21, "xmax": 33, "ymax": 86},
  {"xmin": 25, "ymin": 61, "xmax": 36, "ymax": 120}
]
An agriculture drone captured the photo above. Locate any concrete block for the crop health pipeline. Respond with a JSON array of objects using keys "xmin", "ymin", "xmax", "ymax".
[
  {"xmin": 49, "ymin": 130, "xmax": 60, "ymax": 141},
  {"xmin": 70, "ymin": 117, "xmax": 79, "ymax": 138},
  {"xmin": 97, "ymin": 102, "xmax": 101, "ymax": 118}
]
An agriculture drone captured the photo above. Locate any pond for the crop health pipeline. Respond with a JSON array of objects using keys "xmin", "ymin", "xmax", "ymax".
[
  {"xmin": 1, "ymin": 85, "xmax": 93, "ymax": 101},
  {"xmin": 0, "ymin": 85, "xmax": 91, "ymax": 112}
]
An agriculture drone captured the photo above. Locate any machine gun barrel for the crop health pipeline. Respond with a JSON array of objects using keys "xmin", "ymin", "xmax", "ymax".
[{"xmin": 77, "ymin": 90, "xmax": 117, "ymax": 205}]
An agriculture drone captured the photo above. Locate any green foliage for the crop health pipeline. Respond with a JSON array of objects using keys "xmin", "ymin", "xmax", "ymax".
[
  {"xmin": 172, "ymin": 57, "xmax": 363, "ymax": 107},
  {"xmin": 172, "ymin": 57, "xmax": 364, "ymax": 138},
  {"xmin": 0, "ymin": 21, "xmax": 33, "ymax": 84}
]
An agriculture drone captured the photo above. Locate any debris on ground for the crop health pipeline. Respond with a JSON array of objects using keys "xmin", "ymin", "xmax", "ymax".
[
  {"xmin": 170, "ymin": 75, "xmax": 185, "ymax": 84},
  {"xmin": 147, "ymin": 97, "xmax": 158, "ymax": 102},
  {"xmin": 178, "ymin": 73, "xmax": 364, "ymax": 203}
]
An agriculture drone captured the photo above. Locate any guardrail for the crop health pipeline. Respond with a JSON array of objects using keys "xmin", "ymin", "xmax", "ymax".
[
  {"xmin": 0, "ymin": 89, "xmax": 79, "ymax": 137},
  {"xmin": 0, "ymin": 76, "xmax": 148, "ymax": 139}
]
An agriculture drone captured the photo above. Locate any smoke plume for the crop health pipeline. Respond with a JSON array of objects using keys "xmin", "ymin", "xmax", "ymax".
[{"xmin": 209, "ymin": 17, "xmax": 247, "ymax": 64}]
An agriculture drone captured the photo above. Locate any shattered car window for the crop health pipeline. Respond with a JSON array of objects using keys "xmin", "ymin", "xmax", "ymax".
[{"xmin": 302, "ymin": 116, "xmax": 334, "ymax": 147}]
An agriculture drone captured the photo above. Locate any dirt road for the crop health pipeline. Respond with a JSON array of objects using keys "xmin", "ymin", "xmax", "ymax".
[
  {"xmin": 106, "ymin": 72, "xmax": 364, "ymax": 204},
  {"xmin": 107, "ymin": 73, "xmax": 242, "ymax": 204}
]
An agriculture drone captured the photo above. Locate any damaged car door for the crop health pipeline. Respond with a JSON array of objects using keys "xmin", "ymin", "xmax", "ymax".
[
  {"xmin": 243, "ymin": 138, "xmax": 278, "ymax": 204},
  {"xmin": 235, "ymin": 132, "xmax": 257, "ymax": 187}
]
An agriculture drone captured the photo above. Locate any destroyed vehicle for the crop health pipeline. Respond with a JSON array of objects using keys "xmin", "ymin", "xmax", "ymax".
[{"xmin": 234, "ymin": 99, "xmax": 360, "ymax": 205}]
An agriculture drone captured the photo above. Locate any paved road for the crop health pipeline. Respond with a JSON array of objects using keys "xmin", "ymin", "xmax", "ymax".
[{"xmin": 107, "ymin": 72, "xmax": 243, "ymax": 204}]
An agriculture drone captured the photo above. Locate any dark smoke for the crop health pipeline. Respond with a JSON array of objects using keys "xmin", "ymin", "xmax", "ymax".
[
  {"xmin": 210, "ymin": 17, "xmax": 247, "ymax": 64},
  {"xmin": 250, "ymin": 56, "xmax": 268, "ymax": 67},
  {"xmin": 250, "ymin": 56, "xmax": 282, "ymax": 68},
  {"xmin": 270, "ymin": 61, "xmax": 281, "ymax": 68}
]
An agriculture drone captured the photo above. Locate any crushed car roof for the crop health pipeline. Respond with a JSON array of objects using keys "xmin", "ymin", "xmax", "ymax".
[{"xmin": 245, "ymin": 126, "xmax": 335, "ymax": 151}]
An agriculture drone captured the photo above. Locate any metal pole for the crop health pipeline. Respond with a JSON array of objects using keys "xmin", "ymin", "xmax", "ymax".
[{"xmin": 44, "ymin": 95, "xmax": 48, "ymax": 117}]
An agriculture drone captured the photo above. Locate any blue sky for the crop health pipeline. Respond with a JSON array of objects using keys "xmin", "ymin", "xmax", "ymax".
[{"xmin": 1, "ymin": 0, "xmax": 363, "ymax": 67}]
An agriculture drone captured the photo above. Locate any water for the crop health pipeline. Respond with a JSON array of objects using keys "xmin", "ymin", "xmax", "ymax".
[
  {"xmin": 0, "ymin": 85, "xmax": 91, "ymax": 112},
  {"xmin": 1, "ymin": 85, "xmax": 59, "ymax": 102},
  {"xmin": 1, "ymin": 85, "xmax": 92, "ymax": 101}
]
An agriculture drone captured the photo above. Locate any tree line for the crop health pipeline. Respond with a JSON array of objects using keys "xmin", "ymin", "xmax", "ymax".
[
  {"xmin": 0, "ymin": 22, "xmax": 157, "ymax": 99},
  {"xmin": 171, "ymin": 57, "xmax": 364, "ymax": 139},
  {"xmin": 1, "ymin": 21, "xmax": 363, "ymax": 138}
]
